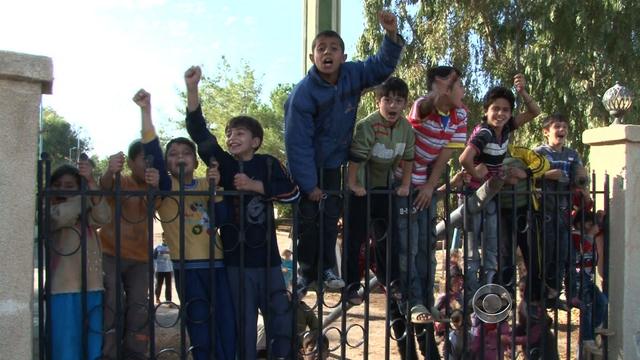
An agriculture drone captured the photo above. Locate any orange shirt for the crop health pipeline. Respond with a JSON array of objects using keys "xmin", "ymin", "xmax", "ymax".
[{"xmin": 99, "ymin": 175, "xmax": 152, "ymax": 262}]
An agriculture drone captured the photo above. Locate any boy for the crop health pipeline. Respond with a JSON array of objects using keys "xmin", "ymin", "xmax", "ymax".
[
  {"xmin": 534, "ymin": 113, "xmax": 587, "ymax": 304},
  {"xmin": 99, "ymin": 96, "xmax": 166, "ymax": 358},
  {"xmin": 284, "ymin": 11, "xmax": 404, "ymax": 293},
  {"xmin": 48, "ymin": 160, "xmax": 110, "ymax": 360},
  {"xmin": 399, "ymin": 66, "xmax": 468, "ymax": 328},
  {"xmin": 459, "ymin": 74, "xmax": 540, "ymax": 294},
  {"xmin": 184, "ymin": 66, "xmax": 300, "ymax": 359},
  {"xmin": 346, "ymin": 76, "xmax": 414, "ymax": 305},
  {"xmin": 133, "ymin": 88, "xmax": 236, "ymax": 360}
]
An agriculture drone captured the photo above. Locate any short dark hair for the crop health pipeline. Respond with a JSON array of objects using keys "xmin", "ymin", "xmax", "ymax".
[
  {"xmin": 225, "ymin": 116, "xmax": 264, "ymax": 151},
  {"xmin": 128, "ymin": 140, "xmax": 144, "ymax": 160},
  {"xmin": 164, "ymin": 137, "xmax": 198, "ymax": 164},
  {"xmin": 427, "ymin": 66, "xmax": 462, "ymax": 91},
  {"xmin": 50, "ymin": 164, "xmax": 81, "ymax": 187},
  {"xmin": 311, "ymin": 30, "xmax": 345, "ymax": 53},
  {"xmin": 542, "ymin": 113, "xmax": 569, "ymax": 130},
  {"xmin": 375, "ymin": 77, "xmax": 409, "ymax": 101},
  {"xmin": 482, "ymin": 86, "xmax": 515, "ymax": 111}
]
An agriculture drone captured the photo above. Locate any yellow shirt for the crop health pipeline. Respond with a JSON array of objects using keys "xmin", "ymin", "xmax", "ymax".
[{"xmin": 157, "ymin": 177, "xmax": 224, "ymax": 261}]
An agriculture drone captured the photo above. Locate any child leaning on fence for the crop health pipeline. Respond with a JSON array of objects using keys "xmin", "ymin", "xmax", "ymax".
[
  {"xmin": 133, "ymin": 89, "xmax": 236, "ymax": 360},
  {"xmin": 47, "ymin": 160, "xmax": 110, "ymax": 360},
  {"xmin": 184, "ymin": 66, "xmax": 300, "ymax": 359},
  {"xmin": 98, "ymin": 96, "xmax": 166, "ymax": 358},
  {"xmin": 459, "ymin": 74, "xmax": 540, "ymax": 294},
  {"xmin": 284, "ymin": 11, "xmax": 404, "ymax": 296},
  {"xmin": 345, "ymin": 76, "xmax": 414, "ymax": 305}
]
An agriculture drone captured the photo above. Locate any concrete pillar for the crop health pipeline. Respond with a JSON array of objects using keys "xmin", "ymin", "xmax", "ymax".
[
  {"xmin": 0, "ymin": 50, "xmax": 53, "ymax": 359},
  {"xmin": 302, "ymin": 0, "xmax": 341, "ymax": 73},
  {"xmin": 583, "ymin": 125, "xmax": 640, "ymax": 360}
]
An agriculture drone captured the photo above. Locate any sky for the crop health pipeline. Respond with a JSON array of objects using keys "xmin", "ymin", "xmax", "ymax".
[{"xmin": 1, "ymin": 0, "xmax": 364, "ymax": 158}]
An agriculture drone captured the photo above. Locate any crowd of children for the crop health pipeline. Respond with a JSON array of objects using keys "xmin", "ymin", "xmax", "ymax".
[{"xmin": 44, "ymin": 10, "xmax": 610, "ymax": 360}]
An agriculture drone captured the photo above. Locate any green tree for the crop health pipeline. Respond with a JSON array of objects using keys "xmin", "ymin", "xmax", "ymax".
[
  {"xmin": 356, "ymin": 0, "xmax": 640, "ymax": 162},
  {"xmin": 41, "ymin": 107, "xmax": 92, "ymax": 168}
]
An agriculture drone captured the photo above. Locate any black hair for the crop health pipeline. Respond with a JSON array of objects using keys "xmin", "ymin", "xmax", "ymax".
[
  {"xmin": 426, "ymin": 66, "xmax": 462, "ymax": 91},
  {"xmin": 542, "ymin": 113, "xmax": 569, "ymax": 130},
  {"xmin": 480, "ymin": 86, "xmax": 516, "ymax": 124},
  {"xmin": 311, "ymin": 30, "xmax": 345, "ymax": 53},
  {"xmin": 225, "ymin": 116, "xmax": 264, "ymax": 151},
  {"xmin": 482, "ymin": 86, "xmax": 515, "ymax": 111},
  {"xmin": 375, "ymin": 76, "xmax": 409, "ymax": 101},
  {"xmin": 50, "ymin": 164, "xmax": 81, "ymax": 187},
  {"xmin": 128, "ymin": 140, "xmax": 144, "ymax": 161},
  {"xmin": 164, "ymin": 137, "xmax": 198, "ymax": 164}
]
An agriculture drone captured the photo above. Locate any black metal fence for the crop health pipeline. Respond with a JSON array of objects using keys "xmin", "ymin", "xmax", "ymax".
[{"xmin": 35, "ymin": 155, "xmax": 610, "ymax": 360}]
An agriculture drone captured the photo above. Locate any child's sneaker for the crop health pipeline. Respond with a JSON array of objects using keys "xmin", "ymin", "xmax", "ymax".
[
  {"xmin": 322, "ymin": 269, "xmax": 345, "ymax": 289},
  {"xmin": 346, "ymin": 288, "xmax": 363, "ymax": 305},
  {"xmin": 295, "ymin": 275, "xmax": 313, "ymax": 298}
]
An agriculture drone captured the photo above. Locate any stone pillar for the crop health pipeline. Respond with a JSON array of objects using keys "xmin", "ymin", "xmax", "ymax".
[
  {"xmin": 583, "ymin": 125, "xmax": 640, "ymax": 360},
  {"xmin": 0, "ymin": 50, "xmax": 53, "ymax": 359},
  {"xmin": 303, "ymin": 0, "xmax": 341, "ymax": 73}
]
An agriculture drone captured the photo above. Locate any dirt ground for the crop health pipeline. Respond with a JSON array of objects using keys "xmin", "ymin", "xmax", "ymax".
[{"xmin": 151, "ymin": 229, "xmax": 584, "ymax": 359}]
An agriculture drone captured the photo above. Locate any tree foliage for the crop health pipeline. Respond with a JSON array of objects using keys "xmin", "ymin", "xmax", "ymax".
[
  {"xmin": 41, "ymin": 107, "xmax": 93, "ymax": 169},
  {"xmin": 355, "ymin": 0, "xmax": 640, "ymax": 162},
  {"xmin": 177, "ymin": 57, "xmax": 292, "ymax": 162}
]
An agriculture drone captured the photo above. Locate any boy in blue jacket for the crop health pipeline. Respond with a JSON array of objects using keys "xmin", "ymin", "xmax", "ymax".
[{"xmin": 284, "ymin": 11, "xmax": 404, "ymax": 294}]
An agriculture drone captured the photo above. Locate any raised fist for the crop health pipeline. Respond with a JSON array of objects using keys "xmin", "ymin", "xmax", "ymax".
[
  {"xmin": 132, "ymin": 88, "xmax": 151, "ymax": 108},
  {"xmin": 184, "ymin": 66, "xmax": 202, "ymax": 89},
  {"xmin": 378, "ymin": 10, "xmax": 398, "ymax": 35}
]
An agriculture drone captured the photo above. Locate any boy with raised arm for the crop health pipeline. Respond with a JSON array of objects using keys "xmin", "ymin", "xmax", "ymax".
[
  {"xmin": 284, "ymin": 11, "xmax": 404, "ymax": 295},
  {"xmin": 185, "ymin": 66, "xmax": 300, "ymax": 359},
  {"xmin": 134, "ymin": 89, "xmax": 236, "ymax": 359}
]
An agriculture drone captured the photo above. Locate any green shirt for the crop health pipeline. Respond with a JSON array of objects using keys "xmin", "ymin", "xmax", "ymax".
[{"xmin": 349, "ymin": 111, "xmax": 415, "ymax": 188}]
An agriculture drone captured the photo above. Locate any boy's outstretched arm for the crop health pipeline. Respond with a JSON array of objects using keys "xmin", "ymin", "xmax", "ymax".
[
  {"xmin": 357, "ymin": 11, "xmax": 405, "ymax": 90},
  {"xmin": 513, "ymin": 74, "xmax": 541, "ymax": 128},
  {"xmin": 183, "ymin": 66, "xmax": 234, "ymax": 172},
  {"xmin": 133, "ymin": 89, "xmax": 171, "ymax": 192},
  {"xmin": 284, "ymin": 91, "xmax": 319, "ymax": 198},
  {"xmin": 263, "ymin": 156, "xmax": 300, "ymax": 203},
  {"xmin": 185, "ymin": 66, "xmax": 201, "ymax": 113}
]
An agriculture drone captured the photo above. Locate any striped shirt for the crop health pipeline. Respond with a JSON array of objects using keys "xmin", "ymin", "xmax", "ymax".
[
  {"xmin": 467, "ymin": 119, "xmax": 515, "ymax": 189},
  {"xmin": 407, "ymin": 97, "xmax": 468, "ymax": 185}
]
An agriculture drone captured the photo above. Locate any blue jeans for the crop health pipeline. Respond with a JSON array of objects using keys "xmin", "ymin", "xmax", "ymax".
[
  {"xmin": 173, "ymin": 266, "xmax": 237, "ymax": 360},
  {"xmin": 226, "ymin": 266, "xmax": 293, "ymax": 359},
  {"xmin": 50, "ymin": 291, "xmax": 102, "ymax": 360},
  {"xmin": 578, "ymin": 273, "xmax": 607, "ymax": 341},
  {"xmin": 464, "ymin": 198, "xmax": 498, "ymax": 294},
  {"xmin": 395, "ymin": 196, "xmax": 437, "ymax": 308}
]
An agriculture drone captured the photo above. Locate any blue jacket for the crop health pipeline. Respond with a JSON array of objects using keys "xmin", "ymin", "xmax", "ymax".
[{"xmin": 284, "ymin": 34, "xmax": 404, "ymax": 194}]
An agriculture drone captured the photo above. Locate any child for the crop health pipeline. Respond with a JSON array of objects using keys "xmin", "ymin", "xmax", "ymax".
[
  {"xmin": 99, "ymin": 95, "xmax": 166, "ymax": 358},
  {"xmin": 133, "ymin": 89, "xmax": 236, "ymax": 360},
  {"xmin": 498, "ymin": 146, "xmax": 550, "ymax": 302},
  {"xmin": 399, "ymin": 66, "xmax": 468, "ymax": 327},
  {"xmin": 572, "ymin": 211, "xmax": 610, "ymax": 357},
  {"xmin": 281, "ymin": 249, "xmax": 294, "ymax": 288},
  {"xmin": 153, "ymin": 236, "xmax": 173, "ymax": 305},
  {"xmin": 48, "ymin": 160, "xmax": 110, "ymax": 360},
  {"xmin": 284, "ymin": 11, "xmax": 404, "ymax": 294},
  {"xmin": 184, "ymin": 66, "xmax": 300, "ymax": 359},
  {"xmin": 459, "ymin": 74, "xmax": 540, "ymax": 294},
  {"xmin": 345, "ymin": 76, "xmax": 414, "ymax": 305},
  {"xmin": 534, "ymin": 113, "xmax": 587, "ymax": 304}
]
